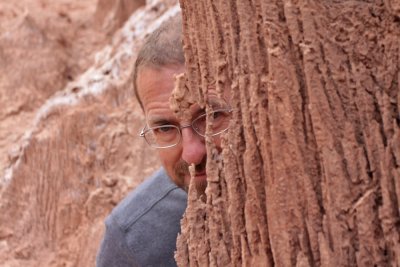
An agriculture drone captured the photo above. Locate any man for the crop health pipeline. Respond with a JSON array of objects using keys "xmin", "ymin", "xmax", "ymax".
[{"xmin": 96, "ymin": 14, "xmax": 231, "ymax": 267}]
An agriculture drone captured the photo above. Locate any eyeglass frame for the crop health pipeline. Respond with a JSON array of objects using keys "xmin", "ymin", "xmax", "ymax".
[{"xmin": 139, "ymin": 108, "xmax": 233, "ymax": 149}]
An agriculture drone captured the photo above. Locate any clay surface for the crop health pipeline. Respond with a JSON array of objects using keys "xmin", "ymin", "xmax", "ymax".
[
  {"xmin": 0, "ymin": 0, "xmax": 179, "ymax": 266},
  {"xmin": 175, "ymin": 0, "xmax": 400, "ymax": 266}
]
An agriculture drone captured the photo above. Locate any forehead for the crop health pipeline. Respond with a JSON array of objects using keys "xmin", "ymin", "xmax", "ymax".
[
  {"xmin": 137, "ymin": 65, "xmax": 230, "ymax": 125},
  {"xmin": 137, "ymin": 65, "xmax": 184, "ymax": 114}
]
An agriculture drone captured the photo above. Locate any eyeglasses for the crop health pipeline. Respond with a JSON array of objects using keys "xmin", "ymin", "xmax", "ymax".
[{"xmin": 139, "ymin": 108, "xmax": 232, "ymax": 148}]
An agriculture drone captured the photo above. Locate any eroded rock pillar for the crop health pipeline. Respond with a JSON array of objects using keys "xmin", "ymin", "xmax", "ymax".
[{"xmin": 175, "ymin": 0, "xmax": 400, "ymax": 266}]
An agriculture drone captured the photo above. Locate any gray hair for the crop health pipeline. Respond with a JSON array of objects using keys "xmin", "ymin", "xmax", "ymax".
[{"xmin": 133, "ymin": 14, "xmax": 184, "ymax": 109}]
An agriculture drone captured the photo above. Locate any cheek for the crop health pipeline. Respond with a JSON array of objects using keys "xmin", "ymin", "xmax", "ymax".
[
  {"xmin": 158, "ymin": 148, "xmax": 181, "ymax": 170},
  {"xmin": 211, "ymin": 136, "xmax": 223, "ymax": 150}
]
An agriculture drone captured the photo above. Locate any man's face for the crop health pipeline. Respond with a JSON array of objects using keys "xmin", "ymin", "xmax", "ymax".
[{"xmin": 137, "ymin": 65, "xmax": 228, "ymax": 194}]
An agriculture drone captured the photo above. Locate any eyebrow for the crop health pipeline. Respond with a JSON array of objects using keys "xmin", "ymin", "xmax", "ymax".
[
  {"xmin": 146, "ymin": 101, "xmax": 227, "ymax": 127},
  {"xmin": 207, "ymin": 99, "xmax": 229, "ymax": 110},
  {"xmin": 147, "ymin": 116, "xmax": 177, "ymax": 127},
  {"xmin": 191, "ymin": 106, "xmax": 206, "ymax": 118}
]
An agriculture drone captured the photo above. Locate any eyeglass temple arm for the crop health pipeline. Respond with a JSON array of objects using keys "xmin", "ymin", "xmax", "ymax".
[{"xmin": 139, "ymin": 127, "xmax": 146, "ymax": 137}]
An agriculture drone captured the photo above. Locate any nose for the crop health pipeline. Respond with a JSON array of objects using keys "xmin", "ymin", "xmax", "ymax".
[{"xmin": 180, "ymin": 127, "xmax": 206, "ymax": 165}]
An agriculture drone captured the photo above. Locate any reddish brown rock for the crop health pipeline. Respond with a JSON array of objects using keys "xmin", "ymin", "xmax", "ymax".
[
  {"xmin": 93, "ymin": 0, "xmax": 146, "ymax": 35},
  {"xmin": 175, "ymin": 0, "xmax": 400, "ymax": 266}
]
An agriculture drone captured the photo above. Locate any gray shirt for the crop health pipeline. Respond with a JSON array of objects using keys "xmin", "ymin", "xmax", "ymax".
[{"xmin": 96, "ymin": 168, "xmax": 187, "ymax": 267}]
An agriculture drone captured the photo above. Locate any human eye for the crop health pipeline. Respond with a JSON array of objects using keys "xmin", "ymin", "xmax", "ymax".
[
  {"xmin": 210, "ymin": 110, "xmax": 231, "ymax": 133},
  {"xmin": 153, "ymin": 125, "xmax": 176, "ymax": 135},
  {"xmin": 210, "ymin": 109, "xmax": 231, "ymax": 121},
  {"xmin": 212, "ymin": 110, "xmax": 224, "ymax": 119},
  {"xmin": 150, "ymin": 125, "xmax": 178, "ymax": 144}
]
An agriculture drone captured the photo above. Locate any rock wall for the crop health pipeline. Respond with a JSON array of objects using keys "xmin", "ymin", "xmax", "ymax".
[
  {"xmin": 0, "ymin": 0, "xmax": 179, "ymax": 266},
  {"xmin": 175, "ymin": 0, "xmax": 400, "ymax": 266}
]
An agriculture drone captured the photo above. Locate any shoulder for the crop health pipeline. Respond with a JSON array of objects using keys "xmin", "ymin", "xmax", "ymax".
[
  {"xmin": 104, "ymin": 168, "xmax": 187, "ymax": 266},
  {"xmin": 109, "ymin": 168, "xmax": 187, "ymax": 231}
]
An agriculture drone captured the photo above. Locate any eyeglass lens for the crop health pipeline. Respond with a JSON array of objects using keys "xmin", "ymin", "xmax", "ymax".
[
  {"xmin": 192, "ymin": 110, "xmax": 231, "ymax": 136},
  {"xmin": 144, "ymin": 109, "xmax": 231, "ymax": 148}
]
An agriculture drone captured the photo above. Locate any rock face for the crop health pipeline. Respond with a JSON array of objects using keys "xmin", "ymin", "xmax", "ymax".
[
  {"xmin": 175, "ymin": 0, "xmax": 400, "ymax": 266},
  {"xmin": 0, "ymin": 0, "xmax": 179, "ymax": 266}
]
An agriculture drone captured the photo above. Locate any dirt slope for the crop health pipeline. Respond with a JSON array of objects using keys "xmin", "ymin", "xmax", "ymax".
[{"xmin": 0, "ymin": 0, "xmax": 179, "ymax": 266}]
